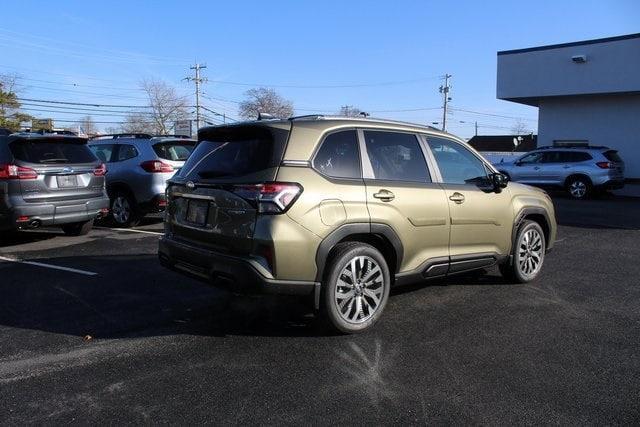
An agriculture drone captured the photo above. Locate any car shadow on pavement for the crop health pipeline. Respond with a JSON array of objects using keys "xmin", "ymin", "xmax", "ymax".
[
  {"xmin": 552, "ymin": 194, "xmax": 640, "ymax": 230},
  {"xmin": 0, "ymin": 230, "xmax": 59, "ymax": 248},
  {"xmin": 0, "ymin": 254, "xmax": 511, "ymax": 340}
]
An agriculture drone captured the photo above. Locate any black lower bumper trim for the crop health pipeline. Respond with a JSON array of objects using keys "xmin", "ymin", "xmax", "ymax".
[{"xmin": 158, "ymin": 236, "xmax": 316, "ymax": 296}]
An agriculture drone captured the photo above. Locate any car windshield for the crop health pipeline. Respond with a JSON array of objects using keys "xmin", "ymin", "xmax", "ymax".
[{"xmin": 9, "ymin": 139, "xmax": 97, "ymax": 164}]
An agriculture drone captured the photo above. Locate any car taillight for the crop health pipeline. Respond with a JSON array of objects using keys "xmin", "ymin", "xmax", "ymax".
[
  {"xmin": 140, "ymin": 160, "xmax": 174, "ymax": 173},
  {"xmin": 93, "ymin": 163, "xmax": 107, "ymax": 176},
  {"xmin": 232, "ymin": 182, "xmax": 303, "ymax": 214},
  {"xmin": 596, "ymin": 162, "xmax": 612, "ymax": 169},
  {"xmin": 0, "ymin": 164, "xmax": 38, "ymax": 180}
]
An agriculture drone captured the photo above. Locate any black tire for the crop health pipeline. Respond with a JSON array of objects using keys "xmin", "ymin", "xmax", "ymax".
[
  {"xmin": 499, "ymin": 220, "xmax": 546, "ymax": 283},
  {"xmin": 565, "ymin": 176, "xmax": 591, "ymax": 199},
  {"xmin": 109, "ymin": 191, "xmax": 140, "ymax": 227},
  {"xmin": 319, "ymin": 242, "xmax": 390, "ymax": 334},
  {"xmin": 61, "ymin": 219, "xmax": 94, "ymax": 236}
]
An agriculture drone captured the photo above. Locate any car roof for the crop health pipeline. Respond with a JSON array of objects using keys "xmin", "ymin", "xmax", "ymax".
[
  {"xmin": 198, "ymin": 115, "xmax": 460, "ymax": 140},
  {"xmin": 534, "ymin": 145, "xmax": 612, "ymax": 152},
  {"xmin": 88, "ymin": 134, "xmax": 196, "ymax": 144}
]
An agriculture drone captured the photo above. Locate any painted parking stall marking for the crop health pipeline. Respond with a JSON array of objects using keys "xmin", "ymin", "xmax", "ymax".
[{"xmin": 0, "ymin": 255, "xmax": 98, "ymax": 276}]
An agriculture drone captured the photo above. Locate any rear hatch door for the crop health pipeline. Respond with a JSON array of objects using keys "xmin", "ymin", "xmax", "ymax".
[
  {"xmin": 603, "ymin": 150, "xmax": 625, "ymax": 177},
  {"xmin": 9, "ymin": 136, "xmax": 104, "ymax": 203},
  {"xmin": 166, "ymin": 123, "xmax": 290, "ymax": 254}
]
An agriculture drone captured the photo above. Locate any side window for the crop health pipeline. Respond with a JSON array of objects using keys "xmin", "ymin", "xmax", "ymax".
[
  {"xmin": 313, "ymin": 130, "xmax": 361, "ymax": 179},
  {"xmin": 518, "ymin": 152, "xmax": 544, "ymax": 164},
  {"xmin": 542, "ymin": 151, "xmax": 563, "ymax": 163},
  {"xmin": 427, "ymin": 137, "xmax": 487, "ymax": 185},
  {"xmin": 571, "ymin": 152, "xmax": 592, "ymax": 162},
  {"xmin": 363, "ymin": 131, "xmax": 430, "ymax": 182},
  {"xmin": 117, "ymin": 144, "xmax": 138, "ymax": 161},
  {"xmin": 89, "ymin": 144, "xmax": 115, "ymax": 163}
]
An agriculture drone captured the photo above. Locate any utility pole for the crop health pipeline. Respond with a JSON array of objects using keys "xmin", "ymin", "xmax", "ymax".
[
  {"xmin": 185, "ymin": 63, "xmax": 207, "ymax": 132},
  {"xmin": 439, "ymin": 74, "xmax": 452, "ymax": 132},
  {"xmin": 475, "ymin": 121, "xmax": 478, "ymax": 136}
]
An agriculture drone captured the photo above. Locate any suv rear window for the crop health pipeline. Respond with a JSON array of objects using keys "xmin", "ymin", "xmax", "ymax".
[
  {"xmin": 9, "ymin": 138, "xmax": 97, "ymax": 164},
  {"xmin": 603, "ymin": 150, "xmax": 623, "ymax": 163},
  {"xmin": 179, "ymin": 125, "xmax": 289, "ymax": 181},
  {"xmin": 153, "ymin": 141, "xmax": 195, "ymax": 161}
]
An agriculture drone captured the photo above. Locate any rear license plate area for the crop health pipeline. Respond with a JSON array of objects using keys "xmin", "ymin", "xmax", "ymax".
[
  {"xmin": 57, "ymin": 175, "xmax": 78, "ymax": 188},
  {"xmin": 186, "ymin": 199, "xmax": 209, "ymax": 226}
]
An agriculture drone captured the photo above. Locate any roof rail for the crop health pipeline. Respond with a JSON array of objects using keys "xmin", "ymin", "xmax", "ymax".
[
  {"xmin": 288, "ymin": 114, "xmax": 442, "ymax": 131},
  {"xmin": 537, "ymin": 144, "xmax": 610, "ymax": 150},
  {"xmin": 151, "ymin": 134, "xmax": 194, "ymax": 139},
  {"xmin": 89, "ymin": 133, "xmax": 152, "ymax": 140}
]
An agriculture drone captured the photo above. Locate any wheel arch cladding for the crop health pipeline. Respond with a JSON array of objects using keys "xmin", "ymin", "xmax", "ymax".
[
  {"xmin": 513, "ymin": 207, "xmax": 551, "ymax": 253},
  {"xmin": 107, "ymin": 182, "xmax": 137, "ymax": 203},
  {"xmin": 315, "ymin": 223, "xmax": 403, "ymax": 282},
  {"xmin": 564, "ymin": 173, "xmax": 592, "ymax": 187}
]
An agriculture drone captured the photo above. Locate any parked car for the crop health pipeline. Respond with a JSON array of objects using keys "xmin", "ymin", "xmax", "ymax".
[
  {"xmin": 0, "ymin": 132, "xmax": 109, "ymax": 235},
  {"xmin": 159, "ymin": 116, "xmax": 557, "ymax": 333},
  {"xmin": 88, "ymin": 134, "xmax": 196, "ymax": 227},
  {"xmin": 495, "ymin": 146, "xmax": 625, "ymax": 199}
]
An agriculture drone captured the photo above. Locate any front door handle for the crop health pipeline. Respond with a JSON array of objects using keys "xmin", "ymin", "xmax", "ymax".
[
  {"xmin": 373, "ymin": 189, "xmax": 395, "ymax": 202},
  {"xmin": 533, "ymin": 166, "xmax": 541, "ymax": 170},
  {"xmin": 449, "ymin": 192, "xmax": 465, "ymax": 204}
]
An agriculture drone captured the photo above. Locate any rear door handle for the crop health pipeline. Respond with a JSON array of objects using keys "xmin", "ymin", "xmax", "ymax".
[
  {"xmin": 373, "ymin": 189, "xmax": 395, "ymax": 202},
  {"xmin": 449, "ymin": 192, "xmax": 465, "ymax": 204},
  {"xmin": 533, "ymin": 166, "xmax": 540, "ymax": 170}
]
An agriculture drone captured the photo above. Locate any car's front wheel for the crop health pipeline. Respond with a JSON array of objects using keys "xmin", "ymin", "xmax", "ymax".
[
  {"xmin": 320, "ymin": 242, "xmax": 390, "ymax": 334},
  {"xmin": 500, "ymin": 220, "xmax": 546, "ymax": 283}
]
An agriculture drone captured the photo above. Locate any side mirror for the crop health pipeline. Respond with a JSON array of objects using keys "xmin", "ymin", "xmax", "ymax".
[
  {"xmin": 514, "ymin": 160, "xmax": 522, "ymax": 166},
  {"xmin": 492, "ymin": 173, "xmax": 509, "ymax": 192}
]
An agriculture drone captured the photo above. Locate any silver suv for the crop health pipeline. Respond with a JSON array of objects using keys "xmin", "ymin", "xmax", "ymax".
[
  {"xmin": 88, "ymin": 134, "xmax": 195, "ymax": 227},
  {"xmin": 495, "ymin": 146, "xmax": 625, "ymax": 199},
  {"xmin": 0, "ymin": 133, "xmax": 109, "ymax": 235}
]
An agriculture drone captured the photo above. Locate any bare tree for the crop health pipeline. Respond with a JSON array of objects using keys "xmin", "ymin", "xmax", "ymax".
[
  {"xmin": 122, "ymin": 78, "xmax": 188, "ymax": 135},
  {"xmin": 75, "ymin": 115, "xmax": 98, "ymax": 136},
  {"xmin": 511, "ymin": 119, "xmax": 530, "ymax": 135},
  {"xmin": 0, "ymin": 73, "xmax": 31, "ymax": 131},
  {"xmin": 338, "ymin": 105, "xmax": 361, "ymax": 117},
  {"xmin": 120, "ymin": 112, "xmax": 157, "ymax": 134},
  {"xmin": 239, "ymin": 87, "xmax": 293, "ymax": 120}
]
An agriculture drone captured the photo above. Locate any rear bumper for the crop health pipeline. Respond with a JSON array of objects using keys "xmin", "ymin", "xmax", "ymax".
[
  {"xmin": 158, "ymin": 236, "xmax": 317, "ymax": 296},
  {"xmin": 0, "ymin": 196, "xmax": 110, "ymax": 231}
]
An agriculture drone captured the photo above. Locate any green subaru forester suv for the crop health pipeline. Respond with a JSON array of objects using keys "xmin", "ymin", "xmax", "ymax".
[{"xmin": 159, "ymin": 116, "xmax": 556, "ymax": 333}]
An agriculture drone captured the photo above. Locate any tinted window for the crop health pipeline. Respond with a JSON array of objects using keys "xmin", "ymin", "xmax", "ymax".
[
  {"xmin": 153, "ymin": 142, "xmax": 195, "ymax": 161},
  {"xmin": 313, "ymin": 130, "xmax": 361, "ymax": 179},
  {"xmin": 90, "ymin": 144, "xmax": 116, "ymax": 163},
  {"xmin": 117, "ymin": 144, "xmax": 138, "ymax": 161},
  {"xmin": 180, "ymin": 125, "xmax": 288, "ymax": 181},
  {"xmin": 427, "ymin": 137, "xmax": 487, "ymax": 184},
  {"xmin": 9, "ymin": 139, "xmax": 97, "ymax": 164},
  {"xmin": 363, "ymin": 131, "xmax": 430, "ymax": 182},
  {"xmin": 542, "ymin": 151, "xmax": 563, "ymax": 163},
  {"xmin": 518, "ymin": 152, "xmax": 544, "ymax": 164},
  {"xmin": 603, "ymin": 150, "xmax": 623, "ymax": 163}
]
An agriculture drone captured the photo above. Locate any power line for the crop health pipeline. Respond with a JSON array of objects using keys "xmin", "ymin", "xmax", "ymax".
[
  {"xmin": 449, "ymin": 107, "xmax": 537, "ymax": 122},
  {"xmin": 206, "ymin": 75, "xmax": 443, "ymax": 89}
]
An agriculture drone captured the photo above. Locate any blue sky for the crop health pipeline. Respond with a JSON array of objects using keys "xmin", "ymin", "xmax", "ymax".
[{"xmin": 1, "ymin": 0, "xmax": 638, "ymax": 136}]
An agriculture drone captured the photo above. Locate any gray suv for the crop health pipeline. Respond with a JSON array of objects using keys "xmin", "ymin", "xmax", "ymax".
[
  {"xmin": 0, "ymin": 133, "xmax": 109, "ymax": 235},
  {"xmin": 88, "ymin": 134, "xmax": 195, "ymax": 227},
  {"xmin": 496, "ymin": 146, "xmax": 625, "ymax": 199}
]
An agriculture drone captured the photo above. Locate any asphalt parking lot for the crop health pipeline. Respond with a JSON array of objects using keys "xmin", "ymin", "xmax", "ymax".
[{"xmin": 1, "ymin": 194, "xmax": 639, "ymax": 424}]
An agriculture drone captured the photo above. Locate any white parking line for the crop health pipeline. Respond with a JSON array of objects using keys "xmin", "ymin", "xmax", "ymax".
[
  {"xmin": 95, "ymin": 226, "xmax": 163, "ymax": 236},
  {"xmin": 0, "ymin": 255, "xmax": 98, "ymax": 276}
]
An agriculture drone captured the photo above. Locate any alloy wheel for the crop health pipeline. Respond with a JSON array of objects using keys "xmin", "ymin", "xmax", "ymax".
[
  {"xmin": 334, "ymin": 255, "xmax": 385, "ymax": 324},
  {"xmin": 517, "ymin": 228, "xmax": 544, "ymax": 277},
  {"xmin": 112, "ymin": 196, "xmax": 131, "ymax": 224},
  {"xmin": 569, "ymin": 180, "xmax": 587, "ymax": 198}
]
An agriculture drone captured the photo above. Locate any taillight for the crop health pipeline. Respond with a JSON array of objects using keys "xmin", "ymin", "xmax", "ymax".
[
  {"xmin": 0, "ymin": 164, "xmax": 38, "ymax": 180},
  {"xmin": 596, "ymin": 162, "xmax": 612, "ymax": 169},
  {"xmin": 140, "ymin": 160, "xmax": 174, "ymax": 173},
  {"xmin": 93, "ymin": 163, "xmax": 107, "ymax": 176},
  {"xmin": 232, "ymin": 182, "xmax": 303, "ymax": 214}
]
